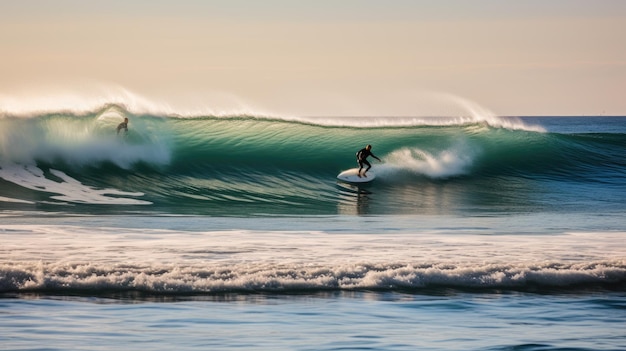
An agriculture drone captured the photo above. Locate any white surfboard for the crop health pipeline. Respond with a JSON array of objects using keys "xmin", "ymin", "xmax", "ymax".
[{"xmin": 337, "ymin": 168, "xmax": 376, "ymax": 183}]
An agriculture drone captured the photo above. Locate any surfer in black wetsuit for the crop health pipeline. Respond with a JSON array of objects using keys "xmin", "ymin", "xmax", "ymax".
[
  {"xmin": 356, "ymin": 144, "xmax": 381, "ymax": 177},
  {"xmin": 117, "ymin": 118, "xmax": 129, "ymax": 135}
]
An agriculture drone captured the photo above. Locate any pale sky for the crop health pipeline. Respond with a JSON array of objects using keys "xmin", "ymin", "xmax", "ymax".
[{"xmin": 1, "ymin": 0, "xmax": 625, "ymax": 116}]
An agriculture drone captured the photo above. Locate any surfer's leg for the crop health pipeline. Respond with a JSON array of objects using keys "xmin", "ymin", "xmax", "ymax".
[
  {"xmin": 362, "ymin": 161, "xmax": 371, "ymax": 177},
  {"xmin": 357, "ymin": 160, "xmax": 364, "ymax": 177}
]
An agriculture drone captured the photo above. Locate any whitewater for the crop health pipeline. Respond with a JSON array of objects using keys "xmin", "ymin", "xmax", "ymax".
[
  {"xmin": 1, "ymin": 101, "xmax": 625, "ymax": 351},
  {"xmin": 2, "ymin": 221, "xmax": 625, "ymax": 294}
]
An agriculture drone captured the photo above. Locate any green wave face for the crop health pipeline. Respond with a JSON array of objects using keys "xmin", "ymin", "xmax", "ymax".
[{"xmin": 1, "ymin": 107, "xmax": 625, "ymax": 215}]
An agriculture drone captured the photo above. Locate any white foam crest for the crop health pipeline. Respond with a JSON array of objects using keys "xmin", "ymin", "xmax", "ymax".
[
  {"xmin": 2, "ymin": 225, "xmax": 624, "ymax": 293},
  {"xmin": 1, "ymin": 85, "xmax": 546, "ymax": 131},
  {"xmin": 0, "ymin": 163, "xmax": 151, "ymax": 205},
  {"xmin": 2, "ymin": 260, "xmax": 624, "ymax": 293},
  {"xmin": 281, "ymin": 91, "xmax": 545, "ymax": 131},
  {"xmin": 0, "ymin": 85, "xmax": 159, "ymax": 117},
  {"xmin": 0, "ymin": 84, "xmax": 277, "ymax": 119},
  {"xmin": 421, "ymin": 92, "xmax": 545, "ymax": 132}
]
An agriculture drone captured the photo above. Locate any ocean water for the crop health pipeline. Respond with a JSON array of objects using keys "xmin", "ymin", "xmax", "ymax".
[{"xmin": 1, "ymin": 106, "xmax": 625, "ymax": 350}]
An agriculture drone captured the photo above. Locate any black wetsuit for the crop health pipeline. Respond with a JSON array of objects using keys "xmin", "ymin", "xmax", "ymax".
[{"xmin": 356, "ymin": 148, "xmax": 378, "ymax": 173}]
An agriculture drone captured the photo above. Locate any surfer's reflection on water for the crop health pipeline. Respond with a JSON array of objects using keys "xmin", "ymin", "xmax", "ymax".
[
  {"xmin": 354, "ymin": 189, "xmax": 372, "ymax": 215},
  {"xmin": 336, "ymin": 182, "xmax": 373, "ymax": 215}
]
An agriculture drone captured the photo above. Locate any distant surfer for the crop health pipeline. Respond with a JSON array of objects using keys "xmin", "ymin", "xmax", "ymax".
[
  {"xmin": 356, "ymin": 144, "xmax": 381, "ymax": 178},
  {"xmin": 116, "ymin": 117, "xmax": 129, "ymax": 135}
]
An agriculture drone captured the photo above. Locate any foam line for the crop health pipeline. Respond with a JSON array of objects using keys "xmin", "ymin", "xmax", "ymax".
[
  {"xmin": 1, "ymin": 225, "xmax": 624, "ymax": 293},
  {"xmin": 2, "ymin": 260, "xmax": 624, "ymax": 293},
  {"xmin": 0, "ymin": 196, "xmax": 34, "ymax": 204},
  {"xmin": 0, "ymin": 163, "xmax": 151, "ymax": 205}
]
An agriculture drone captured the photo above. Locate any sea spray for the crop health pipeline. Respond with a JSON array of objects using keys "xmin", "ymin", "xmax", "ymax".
[{"xmin": 380, "ymin": 140, "xmax": 478, "ymax": 179}]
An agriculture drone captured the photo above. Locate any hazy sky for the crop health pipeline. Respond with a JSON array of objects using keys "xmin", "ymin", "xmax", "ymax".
[{"xmin": 1, "ymin": 0, "xmax": 625, "ymax": 116}]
